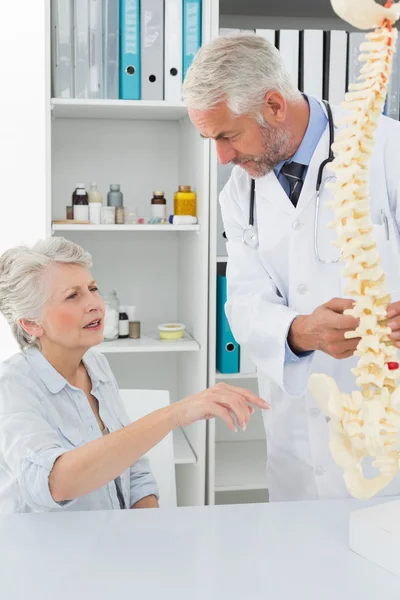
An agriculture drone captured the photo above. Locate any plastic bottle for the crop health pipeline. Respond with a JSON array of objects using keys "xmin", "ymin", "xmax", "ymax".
[
  {"xmin": 103, "ymin": 290, "xmax": 120, "ymax": 341},
  {"xmin": 72, "ymin": 183, "xmax": 85, "ymax": 205},
  {"xmin": 118, "ymin": 306, "xmax": 129, "ymax": 338},
  {"xmin": 107, "ymin": 184, "xmax": 123, "ymax": 208},
  {"xmin": 151, "ymin": 191, "xmax": 167, "ymax": 219},
  {"xmin": 88, "ymin": 182, "xmax": 103, "ymax": 204},
  {"xmin": 73, "ymin": 187, "xmax": 89, "ymax": 221}
]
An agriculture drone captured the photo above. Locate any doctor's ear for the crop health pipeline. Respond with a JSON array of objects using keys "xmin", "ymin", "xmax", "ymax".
[
  {"xmin": 19, "ymin": 318, "xmax": 44, "ymax": 339},
  {"xmin": 262, "ymin": 91, "xmax": 287, "ymax": 124}
]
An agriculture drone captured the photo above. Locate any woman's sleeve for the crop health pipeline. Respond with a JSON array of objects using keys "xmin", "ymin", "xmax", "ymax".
[{"xmin": 0, "ymin": 373, "xmax": 76, "ymax": 511}]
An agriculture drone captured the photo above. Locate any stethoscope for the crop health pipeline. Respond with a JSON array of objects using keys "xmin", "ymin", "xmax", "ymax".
[{"xmin": 242, "ymin": 100, "xmax": 339, "ymax": 265}]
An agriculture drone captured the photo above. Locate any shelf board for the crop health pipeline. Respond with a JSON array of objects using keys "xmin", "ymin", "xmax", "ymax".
[
  {"xmin": 51, "ymin": 98, "xmax": 188, "ymax": 121},
  {"xmin": 95, "ymin": 333, "xmax": 200, "ymax": 354},
  {"xmin": 173, "ymin": 428, "xmax": 197, "ymax": 465},
  {"xmin": 52, "ymin": 223, "xmax": 200, "ymax": 233},
  {"xmin": 215, "ymin": 440, "xmax": 268, "ymax": 492},
  {"xmin": 215, "ymin": 370, "xmax": 257, "ymax": 380}
]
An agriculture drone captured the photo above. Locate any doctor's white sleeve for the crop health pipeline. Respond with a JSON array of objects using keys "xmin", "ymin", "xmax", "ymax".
[{"xmin": 219, "ymin": 178, "xmax": 313, "ymax": 397}]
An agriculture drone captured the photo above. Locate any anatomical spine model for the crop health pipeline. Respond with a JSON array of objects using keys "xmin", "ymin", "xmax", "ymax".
[{"xmin": 308, "ymin": 0, "xmax": 400, "ymax": 499}]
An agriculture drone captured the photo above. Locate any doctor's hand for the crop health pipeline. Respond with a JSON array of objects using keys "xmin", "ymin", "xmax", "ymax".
[
  {"xmin": 387, "ymin": 302, "xmax": 400, "ymax": 348},
  {"xmin": 175, "ymin": 383, "xmax": 270, "ymax": 432},
  {"xmin": 288, "ymin": 298, "xmax": 360, "ymax": 360}
]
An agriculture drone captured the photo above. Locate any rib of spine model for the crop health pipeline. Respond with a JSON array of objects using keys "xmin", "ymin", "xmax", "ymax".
[{"xmin": 308, "ymin": 4, "xmax": 400, "ymax": 499}]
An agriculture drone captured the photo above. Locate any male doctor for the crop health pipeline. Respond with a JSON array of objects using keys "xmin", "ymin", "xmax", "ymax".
[{"xmin": 183, "ymin": 33, "xmax": 400, "ymax": 501}]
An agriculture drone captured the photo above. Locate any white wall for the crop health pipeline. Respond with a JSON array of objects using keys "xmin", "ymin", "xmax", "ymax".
[{"xmin": 0, "ymin": 1, "xmax": 49, "ymax": 360}]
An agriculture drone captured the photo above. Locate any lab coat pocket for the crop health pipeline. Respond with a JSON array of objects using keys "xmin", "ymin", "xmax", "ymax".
[
  {"xmin": 56, "ymin": 426, "xmax": 84, "ymax": 448},
  {"xmin": 373, "ymin": 223, "xmax": 400, "ymax": 302}
]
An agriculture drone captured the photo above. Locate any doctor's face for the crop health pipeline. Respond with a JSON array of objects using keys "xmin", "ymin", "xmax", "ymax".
[{"xmin": 188, "ymin": 99, "xmax": 293, "ymax": 178}]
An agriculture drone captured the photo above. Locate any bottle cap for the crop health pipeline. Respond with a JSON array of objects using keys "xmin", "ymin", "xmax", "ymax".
[
  {"xmin": 153, "ymin": 191, "xmax": 164, "ymax": 196},
  {"xmin": 110, "ymin": 184, "xmax": 120, "ymax": 191},
  {"xmin": 90, "ymin": 181, "xmax": 97, "ymax": 187},
  {"xmin": 179, "ymin": 185, "xmax": 191, "ymax": 192},
  {"xmin": 119, "ymin": 306, "xmax": 126, "ymax": 312},
  {"xmin": 76, "ymin": 183, "xmax": 85, "ymax": 189}
]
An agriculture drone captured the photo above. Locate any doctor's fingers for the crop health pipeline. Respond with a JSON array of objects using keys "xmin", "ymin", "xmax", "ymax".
[
  {"xmin": 213, "ymin": 383, "xmax": 270, "ymax": 410},
  {"xmin": 324, "ymin": 311, "xmax": 359, "ymax": 331},
  {"xmin": 325, "ymin": 338, "xmax": 359, "ymax": 359}
]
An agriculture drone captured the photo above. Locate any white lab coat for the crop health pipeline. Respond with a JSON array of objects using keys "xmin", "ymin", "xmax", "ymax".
[{"xmin": 220, "ymin": 99, "xmax": 400, "ymax": 501}]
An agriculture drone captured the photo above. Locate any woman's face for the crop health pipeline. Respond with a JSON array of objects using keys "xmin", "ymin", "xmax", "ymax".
[{"xmin": 38, "ymin": 263, "xmax": 105, "ymax": 351}]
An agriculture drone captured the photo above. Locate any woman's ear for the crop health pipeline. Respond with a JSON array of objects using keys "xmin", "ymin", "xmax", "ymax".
[{"xmin": 19, "ymin": 319, "xmax": 44, "ymax": 339}]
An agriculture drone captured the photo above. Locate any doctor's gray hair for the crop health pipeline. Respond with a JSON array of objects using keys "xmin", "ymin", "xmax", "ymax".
[
  {"xmin": 0, "ymin": 237, "xmax": 92, "ymax": 350},
  {"xmin": 182, "ymin": 33, "xmax": 302, "ymax": 120}
]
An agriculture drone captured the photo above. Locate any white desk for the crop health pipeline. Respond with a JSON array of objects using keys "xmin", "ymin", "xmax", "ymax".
[{"xmin": 1, "ymin": 498, "xmax": 400, "ymax": 599}]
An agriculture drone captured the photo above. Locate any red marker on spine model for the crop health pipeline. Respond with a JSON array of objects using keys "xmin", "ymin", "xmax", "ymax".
[{"xmin": 387, "ymin": 362, "xmax": 399, "ymax": 371}]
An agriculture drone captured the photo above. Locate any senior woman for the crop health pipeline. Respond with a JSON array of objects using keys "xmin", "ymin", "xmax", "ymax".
[{"xmin": 0, "ymin": 237, "xmax": 268, "ymax": 513}]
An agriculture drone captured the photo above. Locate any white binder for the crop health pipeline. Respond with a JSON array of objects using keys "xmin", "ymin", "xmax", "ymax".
[
  {"xmin": 255, "ymin": 29, "xmax": 276, "ymax": 47},
  {"xmin": 278, "ymin": 30, "xmax": 300, "ymax": 88},
  {"xmin": 386, "ymin": 35, "xmax": 400, "ymax": 120},
  {"xmin": 219, "ymin": 28, "xmax": 239, "ymax": 36},
  {"xmin": 348, "ymin": 32, "xmax": 366, "ymax": 86},
  {"xmin": 328, "ymin": 30, "xmax": 348, "ymax": 106},
  {"xmin": 73, "ymin": 0, "xmax": 90, "ymax": 98},
  {"xmin": 52, "ymin": 0, "xmax": 74, "ymax": 98},
  {"xmin": 88, "ymin": 0, "xmax": 103, "ymax": 98},
  {"xmin": 302, "ymin": 29, "xmax": 324, "ymax": 99},
  {"xmin": 103, "ymin": 0, "xmax": 119, "ymax": 99},
  {"xmin": 141, "ymin": 0, "xmax": 164, "ymax": 100},
  {"xmin": 164, "ymin": 0, "xmax": 182, "ymax": 102}
]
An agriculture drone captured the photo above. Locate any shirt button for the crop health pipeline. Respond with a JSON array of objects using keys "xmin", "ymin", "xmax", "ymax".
[
  {"xmin": 309, "ymin": 408, "xmax": 320, "ymax": 418},
  {"xmin": 292, "ymin": 219, "xmax": 302, "ymax": 230},
  {"xmin": 315, "ymin": 466, "xmax": 326, "ymax": 476},
  {"xmin": 297, "ymin": 284, "xmax": 308, "ymax": 295}
]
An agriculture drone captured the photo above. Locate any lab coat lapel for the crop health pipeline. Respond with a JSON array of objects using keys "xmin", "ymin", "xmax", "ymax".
[{"xmin": 255, "ymin": 171, "xmax": 296, "ymax": 216}]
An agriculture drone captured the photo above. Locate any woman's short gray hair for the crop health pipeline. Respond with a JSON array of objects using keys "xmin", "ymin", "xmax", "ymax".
[
  {"xmin": 0, "ymin": 237, "xmax": 92, "ymax": 350},
  {"xmin": 182, "ymin": 33, "xmax": 302, "ymax": 118}
]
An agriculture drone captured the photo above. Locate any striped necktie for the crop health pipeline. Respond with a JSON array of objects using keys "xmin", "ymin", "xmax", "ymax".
[{"xmin": 280, "ymin": 161, "xmax": 306, "ymax": 207}]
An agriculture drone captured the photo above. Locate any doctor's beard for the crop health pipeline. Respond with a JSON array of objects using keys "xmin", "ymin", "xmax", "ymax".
[{"xmin": 231, "ymin": 122, "xmax": 293, "ymax": 178}]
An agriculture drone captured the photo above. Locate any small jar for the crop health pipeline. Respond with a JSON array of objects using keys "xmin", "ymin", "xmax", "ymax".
[
  {"xmin": 107, "ymin": 184, "xmax": 123, "ymax": 208},
  {"xmin": 174, "ymin": 185, "xmax": 196, "ymax": 217},
  {"xmin": 101, "ymin": 206, "xmax": 116, "ymax": 225},
  {"xmin": 129, "ymin": 321, "xmax": 141, "ymax": 339},
  {"xmin": 119, "ymin": 306, "xmax": 129, "ymax": 338},
  {"xmin": 103, "ymin": 290, "xmax": 119, "ymax": 341},
  {"xmin": 116, "ymin": 206, "xmax": 125, "ymax": 225},
  {"xmin": 73, "ymin": 187, "xmax": 89, "ymax": 221},
  {"xmin": 151, "ymin": 191, "xmax": 167, "ymax": 219}
]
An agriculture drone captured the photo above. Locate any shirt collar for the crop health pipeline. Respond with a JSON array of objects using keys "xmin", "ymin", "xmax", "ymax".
[
  {"xmin": 24, "ymin": 347, "xmax": 109, "ymax": 394},
  {"xmin": 274, "ymin": 95, "xmax": 328, "ymax": 177}
]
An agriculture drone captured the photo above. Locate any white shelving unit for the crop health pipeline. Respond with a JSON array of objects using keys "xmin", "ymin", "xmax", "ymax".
[
  {"xmin": 215, "ymin": 371, "xmax": 257, "ymax": 381},
  {"xmin": 96, "ymin": 334, "xmax": 200, "ymax": 354},
  {"xmin": 51, "ymin": 98, "xmax": 188, "ymax": 121},
  {"xmin": 45, "ymin": 0, "xmax": 214, "ymax": 508},
  {"xmin": 215, "ymin": 441, "xmax": 267, "ymax": 492},
  {"xmin": 52, "ymin": 224, "xmax": 200, "ymax": 232}
]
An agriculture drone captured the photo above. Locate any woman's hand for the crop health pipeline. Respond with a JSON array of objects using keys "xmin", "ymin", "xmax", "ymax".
[{"xmin": 174, "ymin": 382, "xmax": 270, "ymax": 432}]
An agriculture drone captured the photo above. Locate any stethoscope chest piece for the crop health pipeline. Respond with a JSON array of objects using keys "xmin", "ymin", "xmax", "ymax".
[{"xmin": 242, "ymin": 226, "xmax": 258, "ymax": 247}]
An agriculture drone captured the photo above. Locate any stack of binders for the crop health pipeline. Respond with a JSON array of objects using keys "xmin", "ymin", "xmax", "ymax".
[{"xmin": 51, "ymin": 0, "xmax": 202, "ymax": 101}]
